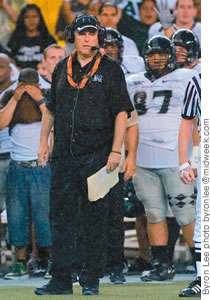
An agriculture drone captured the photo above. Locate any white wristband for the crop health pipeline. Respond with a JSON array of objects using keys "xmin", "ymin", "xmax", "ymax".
[
  {"xmin": 190, "ymin": 146, "xmax": 199, "ymax": 169},
  {"xmin": 179, "ymin": 162, "xmax": 190, "ymax": 171}
]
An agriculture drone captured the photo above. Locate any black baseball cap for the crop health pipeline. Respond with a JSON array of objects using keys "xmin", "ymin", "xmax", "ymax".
[
  {"xmin": 74, "ymin": 15, "xmax": 99, "ymax": 33},
  {"xmin": 18, "ymin": 68, "xmax": 39, "ymax": 84}
]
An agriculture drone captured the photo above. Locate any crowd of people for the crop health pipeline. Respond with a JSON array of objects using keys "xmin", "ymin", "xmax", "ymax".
[{"xmin": 0, "ymin": 0, "xmax": 201, "ymax": 297}]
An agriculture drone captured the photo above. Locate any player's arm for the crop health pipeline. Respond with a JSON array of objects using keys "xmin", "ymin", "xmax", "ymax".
[
  {"xmin": 122, "ymin": 110, "xmax": 138, "ymax": 181},
  {"xmin": 164, "ymin": 27, "xmax": 174, "ymax": 38},
  {"xmin": 153, "ymin": 0, "xmax": 177, "ymax": 38},
  {"xmin": 178, "ymin": 118, "xmax": 195, "ymax": 184},
  {"xmin": 106, "ymin": 111, "xmax": 128, "ymax": 173},
  {"xmin": 189, "ymin": 118, "xmax": 200, "ymax": 177}
]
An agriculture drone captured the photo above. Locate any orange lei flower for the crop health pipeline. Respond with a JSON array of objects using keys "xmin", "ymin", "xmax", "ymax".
[{"xmin": 67, "ymin": 48, "xmax": 105, "ymax": 89}]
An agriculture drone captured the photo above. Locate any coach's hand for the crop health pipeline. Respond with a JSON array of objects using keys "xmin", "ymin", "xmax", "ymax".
[
  {"xmin": 106, "ymin": 151, "xmax": 121, "ymax": 173},
  {"xmin": 38, "ymin": 141, "xmax": 50, "ymax": 167}
]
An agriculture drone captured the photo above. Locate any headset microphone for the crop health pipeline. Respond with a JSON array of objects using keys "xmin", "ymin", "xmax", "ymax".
[{"xmin": 91, "ymin": 46, "xmax": 100, "ymax": 51}]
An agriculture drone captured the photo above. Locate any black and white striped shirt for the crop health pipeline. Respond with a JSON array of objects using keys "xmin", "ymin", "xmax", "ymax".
[{"xmin": 182, "ymin": 73, "xmax": 201, "ymax": 137}]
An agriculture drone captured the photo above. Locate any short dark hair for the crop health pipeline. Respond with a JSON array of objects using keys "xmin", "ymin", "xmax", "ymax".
[
  {"xmin": 139, "ymin": 0, "xmax": 157, "ymax": 8},
  {"xmin": 98, "ymin": 2, "xmax": 118, "ymax": 15}
]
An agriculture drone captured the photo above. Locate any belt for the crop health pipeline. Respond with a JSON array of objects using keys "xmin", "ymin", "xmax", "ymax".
[
  {"xmin": 0, "ymin": 152, "xmax": 10, "ymax": 160},
  {"xmin": 15, "ymin": 159, "xmax": 42, "ymax": 168}
]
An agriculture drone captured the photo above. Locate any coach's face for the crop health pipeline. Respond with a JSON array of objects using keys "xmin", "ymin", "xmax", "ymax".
[{"xmin": 74, "ymin": 29, "xmax": 99, "ymax": 58}]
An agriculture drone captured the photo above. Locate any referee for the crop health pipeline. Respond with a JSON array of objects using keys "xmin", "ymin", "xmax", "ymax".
[
  {"xmin": 178, "ymin": 72, "xmax": 201, "ymax": 298},
  {"xmin": 35, "ymin": 14, "xmax": 133, "ymax": 296}
]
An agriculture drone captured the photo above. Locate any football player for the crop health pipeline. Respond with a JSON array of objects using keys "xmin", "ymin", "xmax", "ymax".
[
  {"xmin": 126, "ymin": 35, "xmax": 197, "ymax": 281},
  {"xmin": 103, "ymin": 28, "xmax": 145, "ymax": 76},
  {"xmin": 103, "ymin": 27, "xmax": 141, "ymax": 284},
  {"xmin": 171, "ymin": 29, "xmax": 200, "ymax": 73},
  {"xmin": 104, "ymin": 27, "xmax": 152, "ymax": 275}
]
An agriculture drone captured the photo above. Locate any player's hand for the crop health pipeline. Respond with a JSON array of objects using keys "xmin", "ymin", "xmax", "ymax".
[
  {"xmin": 121, "ymin": 155, "xmax": 136, "ymax": 181},
  {"xmin": 106, "ymin": 152, "xmax": 121, "ymax": 173},
  {"xmin": 38, "ymin": 141, "xmax": 50, "ymax": 167},
  {"xmin": 13, "ymin": 85, "xmax": 26, "ymax": 102},
  {"xmin": 154, "ymin": 0, "xmax": 177, "ymax": 30},
  {"xmin": 24, "ymin": 85, "xmax": 43, "ymax": 102},
  {"xmin": 180, "ymin": 166, "xmax": 195, "ymax": 184}
]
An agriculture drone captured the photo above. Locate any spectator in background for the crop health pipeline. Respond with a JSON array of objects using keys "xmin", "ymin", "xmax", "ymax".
[
  {"xmin": 0, "ymin": 68, "xmax": 51, "ymax": 280},
  {"xmin": 118, "ymin": 0, "xmax": 158, "ymax": 56},
  {"xmin": 87, "ymin": 0, "xmax": 102, "ymax": 18},
  {"xmin": 0, "ymin": 54, "xmax": 12, "ymax": 216},
  {"xmin": 149, "ymin": 0, "xmax": 201, "ymax": 46},
  {"xmin": 62, "ymin": 0, "xmax": 92, "ymax": 25},
  {"xmin": 194, "ymin": 0, "xmax": 200, "ymax": 22},
  {"xmin": 26, "ymin": 44, "xmax": 66, "ymax": 278},
  {"xmin": 0, "ymin": 0, "xmax": 28, "ymax": 47},
  {"xmin": 56, "ymin": 0, "xmax": 91, "ymax": 41},
  {"xmin": 28, "ymin": 0, "xmax": 63, "ymax": 39},
  {"xmin": 118, "ymin": 0, "xmax": 176, "ymax": 22},
  {"xmin": 56, "ymin": 0, "xmax": 92, "ymax": 53},
  {"xmin": 7, "ymin": 4, "xmax": 56, "ymax": 70},
  {"xmin": 98, "ymin": 2, "xmax": 139, "ymax": 56},
  {"xmin": 42, "ymin": 44, "xmax": 66, "ymax": 84}
]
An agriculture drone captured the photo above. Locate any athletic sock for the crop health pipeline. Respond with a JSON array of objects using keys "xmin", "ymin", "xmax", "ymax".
[{"xmin": 151, "ymin": 246, "xmax": 169, "ymax": 264}]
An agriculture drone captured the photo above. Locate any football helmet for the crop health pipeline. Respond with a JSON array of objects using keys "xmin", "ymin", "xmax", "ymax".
[
  {"xmin": 103, "ymin": 28, "xmax": 124, "ymax": 63},
  {"xmin": 142, "ymin": 35, "xmax": 176, "ymax": 78},
  {"xmin": 171, "ymin": 29, "xmax": 200, "ymax": 68}
]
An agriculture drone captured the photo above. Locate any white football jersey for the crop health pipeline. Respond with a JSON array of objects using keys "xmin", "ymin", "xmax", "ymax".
[
  {"xmin": 148, "ymin": 22, "xmax": 201, "ymax": 47},
  {"xmin": 192, "ymin": 61, "xmax": 201, "ymax": 73},
  {"xmin": 122, "ymin": 35, "xmax": 139, "ymax": 56},
  {"xmin": 121, "ymin": 55, "xmax": 145, "ymax": 77},
  {"xmin": 127, "ymin": 68, "xmax": 197, "ymax": 168}
]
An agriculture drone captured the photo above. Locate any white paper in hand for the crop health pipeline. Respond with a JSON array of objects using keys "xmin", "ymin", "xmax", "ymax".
[{"xmin": 87, "ymin": 166, "xmax": 120, "ymax": 202}]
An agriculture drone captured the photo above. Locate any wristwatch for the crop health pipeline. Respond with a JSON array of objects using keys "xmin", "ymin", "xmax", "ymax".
[{"xmin": 36, "ymin": 97, "xmax": 46, "ymax": 106}]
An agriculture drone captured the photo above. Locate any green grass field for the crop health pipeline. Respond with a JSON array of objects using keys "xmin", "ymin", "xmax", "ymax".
[{"xmin": 0, "ymin": 282, "xmax": 201, "ymax": 300}]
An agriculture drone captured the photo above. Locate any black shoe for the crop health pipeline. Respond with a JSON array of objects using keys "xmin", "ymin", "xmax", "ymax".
[
  {"xmin": 109, "ymin": 272, "xmax": 126, "ymax": 284},
  {"xmin": 128, "ymin": 256, "xmax": 153, "ymax": 272},
  {"xmin": 34, "ymin": 280, "xmax": 73, "ymax": 295},
  {"xmin": 179, "ymin": 276, "xmax": 201, "ymax": 297},
  {"xmin": 82, "ymin": 286, "xmax": 99, "ymax": 296},
  {"xmin": 141, "ymin": 261, "xmax": 175, "ymax": 282}
]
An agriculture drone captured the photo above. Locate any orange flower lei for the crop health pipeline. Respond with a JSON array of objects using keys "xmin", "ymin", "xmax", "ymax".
[{"xmin": 67, "ymin": 48, "xmax": 105, "ymax": 89}]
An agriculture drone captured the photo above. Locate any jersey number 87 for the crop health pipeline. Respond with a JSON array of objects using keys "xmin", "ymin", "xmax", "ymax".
[{"xmin": 134, "ymin": 90, "xmax": 173, "ymax": 115}]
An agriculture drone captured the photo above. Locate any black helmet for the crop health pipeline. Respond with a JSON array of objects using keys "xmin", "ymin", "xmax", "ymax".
[
  {"xmin": 171, "ymin": 29, "xmax": 200, "ymax": 67},
  {"xmin": 142, "ymin": 35, "xmax": 176, "ymax": 77},
  {"xmin": 103, "ymin": 27, "xmax": 124, "ymax": 63}
]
